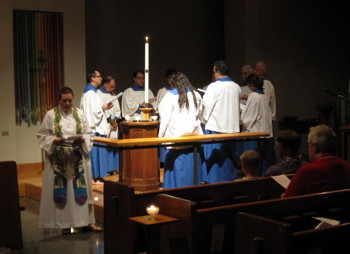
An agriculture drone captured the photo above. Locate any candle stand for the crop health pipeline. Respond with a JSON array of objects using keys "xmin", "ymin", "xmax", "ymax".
[{"xmin": 140, "ymin": 107, "xmax": 153, "ymax": 120}]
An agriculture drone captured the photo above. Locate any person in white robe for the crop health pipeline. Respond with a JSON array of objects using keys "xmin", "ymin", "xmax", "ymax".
[
  {"xmin": 156, "ymin": 69, "xmax": 177, "ymax": 164},
  {"xmin": 240, "ymin": 73, "xmax": 274, "ymax": 175},
  {"xmin": 255, "ymin": 61, "xmax": 277, "ymax": 169},
  {"xmin": 241, "ymin": 76, "xmax": 272, "ymax": 136},
  {"xmin": 201, "ymin": 60, "xmax": 241, "ymax": 183},
  {"xmin": 240, "ymin": 65, "xmax": 254, "ymax": 107},
  {"xmin": 155, "ymin": 69, "xmax": 177, "ymax": 111},
  {"xmin": 158, "ymin": 72, "xmax": 203, "ymax": 188},
  {"xmin": 80, "ymin": 70, "xmax": 114, "ymax": 181},
  {"xmin": 97, "ymin": 75, "xmax": 121, "ymax": 138},
  {"xmin": 121, "ymin": 70, "xmax": 155, "ymax": 119},
  {"xmin": 37, "ymin": 87, "xmax": 101, "ymax": 233},
  {"xmin": 255, "ymin": 61, "xmax": 276, "ymax": 121},
  {"xmin": 97, "ymin": 75, "xmax": 120, "ymax": 172}
]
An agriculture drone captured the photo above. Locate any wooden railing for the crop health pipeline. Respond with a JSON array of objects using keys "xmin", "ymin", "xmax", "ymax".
[{"xmin": 93, "ymin": 132, "xmax": 270, "ymax": 148}]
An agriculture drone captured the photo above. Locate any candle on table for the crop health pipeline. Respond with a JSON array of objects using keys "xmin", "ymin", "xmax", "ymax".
[
  {"xmin": 146, "ymin": 204, "xmax": 159, "ymax": 220},
  {"xmin": 145, "ymin": 36, "xmax": 149, "ymax": 104}
]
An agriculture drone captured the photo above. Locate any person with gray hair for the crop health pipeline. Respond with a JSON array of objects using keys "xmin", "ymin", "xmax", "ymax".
[
  {"xmin": 255, "ymin": 61, "xmax": 276, "ymax": 121},
  {"xmin": 240, "ymin": 65, "xmax": 254, "ymax": 104},
  {"xmin": 284, "ymin": 124, "xmax": 350, "ymax": 197}
]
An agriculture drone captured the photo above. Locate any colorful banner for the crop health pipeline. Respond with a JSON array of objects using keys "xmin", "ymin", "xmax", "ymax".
[{"xmin": 14, "ymin": 10, "xmax": 64, "ymax": 124}]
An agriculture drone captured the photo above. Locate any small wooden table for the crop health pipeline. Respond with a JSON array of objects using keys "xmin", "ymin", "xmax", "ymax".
[{"xmin": 129, "ymin": 214, "xmax": 179, "ymax": 254}]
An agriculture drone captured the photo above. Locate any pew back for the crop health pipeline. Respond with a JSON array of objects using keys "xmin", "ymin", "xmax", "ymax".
[
  {"xmin": 236, "ymin": 212, "xmax": 350, "ymax": 254},
  {"xmin": 104, "ymin": 176, "xmax": 287, "ymax": 254},
  {"xmin": 0, "ymin": 161, "xmax": 23, "ymax": 249},
  {"xmin": 156, "ymin": 188, "xmax": 350, "ymax": 254},
  {"xmin": 235, "ymin": 189, "xmax": 350, "ymax": 254}
]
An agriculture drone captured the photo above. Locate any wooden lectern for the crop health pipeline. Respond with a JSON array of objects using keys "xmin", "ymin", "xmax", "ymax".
[{"xmin": 120, "ymin": 121, "xmax": 160, "ymax": 190}]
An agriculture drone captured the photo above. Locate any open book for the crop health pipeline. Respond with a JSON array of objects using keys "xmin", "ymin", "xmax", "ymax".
[
  {"xmin": 62, "ymin": 134, "xmax": 83, "ymax": 141},
  {"xmin": 108, "ymin": 92, "xmax": 123, "ymax": 104},
  {"xmin": 271, "ymin": 174, "xmax": 291, "ymax": 189}
]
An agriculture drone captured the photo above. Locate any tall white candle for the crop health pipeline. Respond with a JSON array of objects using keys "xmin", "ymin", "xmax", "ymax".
[{"xmin": 145, "ymin": 36, "xmax": 149, "ymax": 104}]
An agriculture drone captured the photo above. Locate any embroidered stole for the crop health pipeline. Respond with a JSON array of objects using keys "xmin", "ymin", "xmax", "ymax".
[{"xmin": 51, "ymin": 107, "xmax": 88, "ymax": 205}]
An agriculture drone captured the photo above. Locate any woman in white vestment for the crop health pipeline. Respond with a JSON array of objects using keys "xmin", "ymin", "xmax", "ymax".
[
  {"xmin": 37, "ymin": 87, "xmax": 101, "ymax": 233},
  {"xmin": 158, "ymin": 72, "xmax": 203, "ymax": 188},
  {"xmin": 240, "ymin": 74, "xmax": 273, "ymax": 175},
  {"xmin": 241, "ymin": 74, "xmax": 272, "ymax": 136}
]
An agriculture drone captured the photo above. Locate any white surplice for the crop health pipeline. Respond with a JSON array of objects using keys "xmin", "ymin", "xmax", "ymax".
[
  {"xmin": 155, "ymin": 86, "xmax": 170, "ymax": 111},
  {"xmin": 241, "ymin": 91, "xmax": 273, "ymax": 136},
  {"xmin": 97, "ymin": 88, "xmax": 121, "ymax": 138},
  {"xmin": 80, "ymin": 89, "xmax": 109, "ymax": 135},
  {"xmin": 121, "ymin": 87, "xmax": 155, "ymax": 118},
  {"xmin": 37, "ymin": 107, "xmax": 95, "ymax": 229},
  {"xmin": 201, "ymin": 78, "xmax": 241, "ymax": 133},
  {"xmin": 158, "ymin": 89, "xmax": 203, "ymax": 138},
  {"xmin": 263, "ymin": 79, "xmax": 276, "ymax": 120}
]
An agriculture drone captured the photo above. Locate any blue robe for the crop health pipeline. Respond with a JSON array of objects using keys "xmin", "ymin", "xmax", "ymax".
[
  {"xmin": 81, "ymin": 84, "xmax": 119, "ymax": 178},
  {"xmin": 201, "ymin": 129, "xmax": 238, "ymax": 183},
  {"xmin": 163, "ymin": 147, "xmax": 202, "ymax": 189}
]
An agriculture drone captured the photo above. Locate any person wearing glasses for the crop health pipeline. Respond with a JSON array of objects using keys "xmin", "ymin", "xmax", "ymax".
[
  {"xmin": 121, "ymin": 69, "xmax": 155, "ymax": 119},
  {"xmin": 80, "ymin": 69, "xmax": 114, "ymax": 184}
]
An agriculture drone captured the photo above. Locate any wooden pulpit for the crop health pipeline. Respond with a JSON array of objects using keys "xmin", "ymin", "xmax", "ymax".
[{"xmin": 120, "ymin": 121, "xmax": 160, "ymax": 191}]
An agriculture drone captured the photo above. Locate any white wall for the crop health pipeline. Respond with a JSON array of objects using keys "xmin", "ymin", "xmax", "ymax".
[{"xmin": 0, "ymin": 0, "xmax": 85, "ymax": 164}]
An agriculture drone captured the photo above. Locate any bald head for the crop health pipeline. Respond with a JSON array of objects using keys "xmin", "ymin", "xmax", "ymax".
[{"xmin": 255, "ymin": 61, "xmax": 268, "ymax": 78}]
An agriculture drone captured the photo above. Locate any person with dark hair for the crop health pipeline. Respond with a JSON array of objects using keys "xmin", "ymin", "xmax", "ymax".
[
  {"xmin": 156, "ymin": 69, "xmax": 177, "ymax": 165},
  {"xmin": 96, "ymin": 75, "xmax": 120, "ymax": 174},
  {"xmin": 37, "ymin": 87, "xmax": 102, "ymax": 234},
  {"xmin": 155, "ymin": 68, "xmax": 177, "ymax": 110},
  {"xmin": 121, "ymin": 69, "xmax": 155, "ymax": 119},
  {"xmin": 80, "ymin": 69, "xmax": 114, "ymax": 184},
  {"xmin": 201, "ymin": 60, "xmax": 241, "ymax": 183},
  {"xmin": 241, "ymin": 74, "xmax": 272, "ymax": 135},
  {"xmin": 264, "ymin": 129, "xmax": 306, "ymax": 176},
  {"xmin": 158, "ymin": 72, "xmax": 203, "ymax": 188},
  {"xmin": 239, "ymin": 73, "xmax": 273, "ymax": 174},
  {"xmin": 284, "ymin": 125, "xmax": 350, "ymax": 197},
  {"xmin": 97, "ymin": 75, "xmax": 121, "ymax": 136}
]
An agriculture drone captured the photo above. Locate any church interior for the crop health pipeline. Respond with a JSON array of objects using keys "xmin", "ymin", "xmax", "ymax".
[{"xmin": 1, "ymin": 0, "xmax": 350, "ymax": 253}]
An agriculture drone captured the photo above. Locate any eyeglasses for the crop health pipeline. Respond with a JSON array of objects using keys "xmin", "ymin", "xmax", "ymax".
[{"xmin": 94, "ymin": 75, "xmax": 102, "ymax": 78}]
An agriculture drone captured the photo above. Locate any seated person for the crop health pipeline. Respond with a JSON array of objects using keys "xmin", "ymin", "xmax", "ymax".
[
  {"xmin": 284, "ymin": 124, "xmax": 350, "ymax": 197},
  {"xmin": 264, "ymin": 129, "xmax": 307, "ymax": 176},
  {"xmin": 240, "ymin": 150, "xmax": 261, "ymax": 179}
]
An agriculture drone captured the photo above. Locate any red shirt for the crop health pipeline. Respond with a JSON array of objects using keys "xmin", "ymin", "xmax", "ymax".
[{"xmin": 284, "ymin": 156, "xmax": 350, "ymax": 197}]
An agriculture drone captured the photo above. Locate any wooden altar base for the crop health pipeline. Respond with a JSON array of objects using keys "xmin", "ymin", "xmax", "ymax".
[{"xmin": 120, "ymin": 121, "xmax": 160, "ymax": 191}]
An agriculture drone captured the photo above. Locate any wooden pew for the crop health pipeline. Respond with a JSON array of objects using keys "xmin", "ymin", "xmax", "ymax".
[
  {"xmin": 0, "ymin": 161, "xmax": 23, "ymax": 249},
  {"xmin": 235, "ymin": 189, "xmax": 350, "ymax": 254},
  {"xmin": 156, "ymin": 188, "xmax": 350, "ymax": 254},
  {"xmin": 104, "ymin": 175, "xmax": 286, "ymax": 254},
  {"xmin": 101, "ymin": 131, "xmax": 272, "ymax": 253}
]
